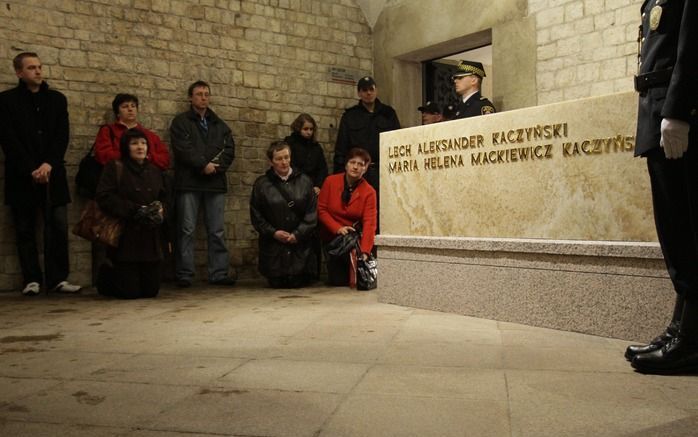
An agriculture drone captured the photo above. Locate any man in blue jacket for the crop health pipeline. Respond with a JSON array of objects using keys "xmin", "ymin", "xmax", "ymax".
[{"xmin": 170, "ymin": 81, "xmax": 236, "ymax": 287}]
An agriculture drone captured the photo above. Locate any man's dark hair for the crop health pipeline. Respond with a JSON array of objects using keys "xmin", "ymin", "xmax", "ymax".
[
  {"xmin": 290, "ymin": 113, "xmax": 317, "ymax": 142},
  {"xmin": 346, "ymin": 147, "xmax": 371, "ymax": 166},
  {"xmin": 13, "ymin": 52, "xmax": 39, "ymax": 71},
  {"xmin": 188, "ymin": 80, "xmax": 211, "ymax": 97},
  {"xmin": 266, "ymin": 140, "xmax": 291, "ymax": 160},
  {"xmin": 112, "ymin": 93, "xmax": 139, "ymax": 117}
]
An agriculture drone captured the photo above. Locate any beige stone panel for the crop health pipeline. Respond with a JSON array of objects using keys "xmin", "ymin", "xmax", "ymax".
[{"xmin": 379, "ymin": 92, "xmax": 653, "ymax": 241}]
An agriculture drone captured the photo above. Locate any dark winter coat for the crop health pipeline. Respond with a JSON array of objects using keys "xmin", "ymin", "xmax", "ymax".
[
  {"xmin": 250, "ymin": 168, "xmax": 317, "ymax": 279},
  {"xmin": 170, "ymin": 107, "xmax": 235, "ymax": 192},
  {"xmin": 96, "ymin": 159, "xmax": 168, "ymax": 263},
  {"xmin": 333, "ymin": 98, "xmax": 400, "ymax": 172},
  {"xmin": 0, "ymin": 80, "xmax": 70, "ymax": 207},
  {"xmin": 285, "ymin": 132, "xmax": 328, "ymax": 189}
]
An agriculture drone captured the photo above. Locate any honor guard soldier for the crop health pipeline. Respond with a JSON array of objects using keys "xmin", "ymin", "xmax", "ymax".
[
  {"xmin": 452, "ymin": 60, "xmax": 496, "ymax": 119},
  {"xmin": 626, "ymin": 0, "xmax": 698, "ymax": 375}
]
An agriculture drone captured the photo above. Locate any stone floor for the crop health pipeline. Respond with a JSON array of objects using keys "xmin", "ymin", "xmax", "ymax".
[{"xmin": 1, "ymin": 281, "xmax": 697, "ymax": 437}]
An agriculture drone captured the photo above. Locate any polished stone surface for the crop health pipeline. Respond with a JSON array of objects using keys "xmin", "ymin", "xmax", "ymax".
[
  {"xmin": 1, "ymin": 282, "xmax": 696, "ymax": 437},
  {"xmin": 379, "ymin": 91, "xmax": 654, "ymax": 242}
]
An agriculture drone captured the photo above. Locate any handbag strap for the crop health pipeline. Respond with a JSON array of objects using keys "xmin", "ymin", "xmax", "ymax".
[{"xmin": 268, "ymin": 175, "xmax": 303, "ymax": 220}]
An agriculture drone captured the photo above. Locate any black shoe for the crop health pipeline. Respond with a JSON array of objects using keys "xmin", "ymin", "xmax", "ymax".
[
  {"xmin": 631, "ymin": 336, "xmax": 698, "ymax": 375},
  {"xmin": 210, "ymin": 277, "xmax": 236, "ymax": 286},
  {"xmin": 624, "ymin": 326, "xmax": 678, "ymax": 361},
  {"xmin": 177, "ymin": 279, "xmax": 192, "ymax": 288}
]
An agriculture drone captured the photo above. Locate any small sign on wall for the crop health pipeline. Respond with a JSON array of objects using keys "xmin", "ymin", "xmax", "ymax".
[{"xmin": 329, "ymin": 67, "xmax": 363, "ymax": 85}]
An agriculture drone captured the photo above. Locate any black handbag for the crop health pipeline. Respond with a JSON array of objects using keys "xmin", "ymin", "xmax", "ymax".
[
  {"xmin": 326, "ymin": 231, "xmax": 359, "ymax": 257},
  {"xmin": 75, "ymin": 125, "xmax": 114, "ymax": 198},
  {"xmin": 355, "ymin": 242, "xmax": 377, "ymax": 290}
]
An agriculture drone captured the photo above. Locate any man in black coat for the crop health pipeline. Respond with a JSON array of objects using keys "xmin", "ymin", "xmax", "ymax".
[
  {"xmin": 626, "ymin": 0, "xmax": 698, "ymax": 374},
  {"xmin": 452, "ymin": 60, "xmax": 496, "ymax": 119},
  {"xmin": 333, "ymin": 76, "xmax": 400, "ymax": 196},
  {"xmin": 0, "ymin": 52, "xmax": 81, "ymax": 296}
]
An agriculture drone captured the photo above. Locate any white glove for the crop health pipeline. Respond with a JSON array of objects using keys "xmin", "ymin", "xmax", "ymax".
[{"xmin": 660, "ymin": 118, "xmax": 690, "ymax": 159}]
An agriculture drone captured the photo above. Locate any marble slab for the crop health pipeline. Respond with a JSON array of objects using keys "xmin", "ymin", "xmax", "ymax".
[{"xmin": 379, "ymin": 92, "xmax": 654, "ymax": 242}]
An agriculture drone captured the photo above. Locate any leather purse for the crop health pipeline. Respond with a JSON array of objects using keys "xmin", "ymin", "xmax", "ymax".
[{"xmin": 72, "ymin": 200, "xmax": 124, "ymax": 247}]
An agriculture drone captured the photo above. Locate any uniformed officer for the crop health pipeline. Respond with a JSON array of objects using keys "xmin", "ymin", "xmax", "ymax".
[
  {"xmin": 452, "ymin": 60, "xmax": 496, "ymax": 119},
  {"xmin": 333, "ymin": 76, "xmax": 400, "ymax": 196},
  {"xmin": 626, "ymin": 0, "xmax": 698, "ymax": 375},
  {"xmin": 441, "ymin": 103, "xmax": 457, "ymax": 122},
  {"xmin": 418, "ymin": 101, "xmax": 443, "ymax": 125}
]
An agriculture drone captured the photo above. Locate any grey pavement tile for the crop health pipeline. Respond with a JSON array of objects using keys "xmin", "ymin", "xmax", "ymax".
[
  {"xmin": 502, "ymin": 345, "xmax": 630, "ymax": 372},
  {"xmin": 320, "ymin": 394, "xmax": 510, "ymax": 437},
  {"xmin": 0, "ymin": 377, "xmax": 63, "ymax": 402},
  {"xmin": 353, "ymin": 365, "xmax": 508, "ymax": 401},
  {"xmin": 0, "ymin": 350, "xmax": 132, "ymax": 379},
  {"xmin": 393, "ymin": 324, "xmax": 503, "ymax": 345},
  {"xmin": 406, "ymin": 312, "xmax": 500, "ymax": 330},
  {"xmin": 378, "ymin": 341, "xmax": 504, "ymax": 368},
  {"xmin": 86, "ymin": 354, "xmax": 247, "ymax": 385},
  {"xmin": 264, "ymin": 338, "xmax": 387, "ymax": 363},
  {"xmin": 658, "ymin": 378, "xmax": 698, "ymax": 410},
  {"xmin": 219, "ymin": 359, "xmax": 370, "ymax": 393},
  {"xmin": 500, "ymin": 327, "xmax": 618, "ymax": 349},
  {"xmin": 506, "ymin": 370, "xmax": 689, "ymax": 437},
  {"xmin": 0, "ymin": 380, "xmax": 199, "ymax": 428},
  {"xmin": 293, "ymin": 322, "xmax": 402, "ymax": 343},
  {"xmin": 146, "ymin": 388, "xmax": 341, "ymax": 436},
  {"xmin": 147, "ymin": 334, "xmax": 287, "ymax": 359},
  {"xmin": 0, "ymin": 420, "xmax": 127, "ymax": 437}
]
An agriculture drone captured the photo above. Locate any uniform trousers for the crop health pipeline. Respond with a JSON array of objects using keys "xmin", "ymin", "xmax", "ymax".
[{"xmin": 646, "ymin": 146, "xmax": 698, "ymax": 301}]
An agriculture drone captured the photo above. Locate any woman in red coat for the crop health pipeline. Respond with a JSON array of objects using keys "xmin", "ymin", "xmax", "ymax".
[
  {"xmin": 318, "ymin": 147, "xmax": 377, "ymax": 286},
  {"xmin": 93, "ymin": 93, "xmax": 170, "ymax": 170}
]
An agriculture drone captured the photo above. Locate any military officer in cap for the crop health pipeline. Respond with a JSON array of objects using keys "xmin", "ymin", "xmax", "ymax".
[
  {"xmin": 441, "ymin": 103, "xmax": 457, "ymax": 122},
  {"xmin": 626, "ymin": 0, "xmax": 698, "ymax": 375},
  {"xmin": 452, "ymin": 60, "xmax": 496, "ymax": 119},
  {"xmin": 418, "ymin": 101, "xmax": 443, "ymax": 125}
]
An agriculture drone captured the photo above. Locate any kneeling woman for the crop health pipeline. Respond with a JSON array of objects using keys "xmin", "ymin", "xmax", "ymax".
[
  {"xmin": 250, "ymin": 141, "xmax": 318, "ymax": 287},
  {"xmin": 318, "ymin": 148, "xmax": 377, "ymax": 286},
  {"xmin": 96, "ymin": 128, "xmax": 169, "ymax": 298}
]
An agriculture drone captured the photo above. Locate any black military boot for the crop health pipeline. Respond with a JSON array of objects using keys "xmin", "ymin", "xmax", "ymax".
[
  {"xmin": 624, "ymin": 295, "xmax": 684, "ymax": 361},
  {"xmin": 631, "ymin": 299, "xmax": 698, "ymax": 375}
]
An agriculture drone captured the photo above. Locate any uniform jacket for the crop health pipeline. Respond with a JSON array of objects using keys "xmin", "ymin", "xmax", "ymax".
[
  {"xmin": 635, "ymin": 0, "xmax": 698, "ymax": 156},
  {"xmin": 94, "ymin": 122, "xmax": 170, "ymax": 170},
  {"xmin": 454, "ymin": 91, "xmax": 496, "ymax": 119},
  {"xmin": 170, "ymin": 107, "xmax": 235, "ymax": 192},
  {"xmin": 285, "ymin": 132, "xmax": 328, "ymax": 189},
  {"xmin": 318, "ymin": 172, "xmax": 377, "ymax": 254},
  {"xmin": 250, "ymin": 168, "xmax": 317, "ymax": 279},
  {"xmin": 333, "ymin": 98, "xmax": 400, "ymax": 172},
  {"xmin": 0, "ymin": 80, "xmax": 70, "ymax": 207},
  {"xmin": 96, "ymin": 159, "xmax": 168, "ymax": 263}
]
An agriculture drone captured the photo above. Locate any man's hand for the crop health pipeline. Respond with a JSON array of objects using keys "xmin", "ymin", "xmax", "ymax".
[
  {"xmin": 31, "ymin": 162, "xmax": 52, "ymax": 184},
  {"xmin": 202, "ymin": 162, "xmax": 219, "ymax": 175},
  {"xmin": 660, "ymin": 118, "xmax": 690, "ymax": 159}
]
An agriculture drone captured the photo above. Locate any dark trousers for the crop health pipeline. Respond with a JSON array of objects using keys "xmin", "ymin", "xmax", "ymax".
[
  {"xmin": 324, "ymin": 244, "xmax": 350, "ymax": 286},
  {"xmin": 10, "ymin": 203, "xmax": 69, "ymax": 288},
  {"xmin": 646, "ymin": 147, "xmax": 698, "ymax": 301},
  {"xmin": 97, "ymin": 261, "xmax": 162, "ymax": 299}
]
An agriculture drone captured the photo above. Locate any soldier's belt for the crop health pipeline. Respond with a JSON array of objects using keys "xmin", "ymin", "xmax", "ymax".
[{"xmin": 634, "ymin": 67, "xmax": 673, "ymax": 92}]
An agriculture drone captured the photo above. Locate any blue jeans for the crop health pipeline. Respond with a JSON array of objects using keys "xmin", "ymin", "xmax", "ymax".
[{"xmin": 175, "ymin": 191, "xmax": 229, "ymax": 282}]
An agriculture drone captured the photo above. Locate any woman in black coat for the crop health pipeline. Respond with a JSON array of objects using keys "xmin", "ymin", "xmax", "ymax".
[
  {"xmin": 250, "ymin": 141, "xmax": 317, "ymax": 288},
  {"xmin": 284, "ymin": 113, "xmax": 328, "ymax": 194},
  {"xmin": 95, "ymin": 128, "xmax": 169, "ymax": 298}
]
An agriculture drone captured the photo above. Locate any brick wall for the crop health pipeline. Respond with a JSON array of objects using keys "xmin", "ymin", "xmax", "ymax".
[
  {"xmin": 0, "ymin": 0, "xmax": 372, "ymax": 289},
  {"xmin": 530, "ymin": 0, "xmax": 642, "ymax": 104}
]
